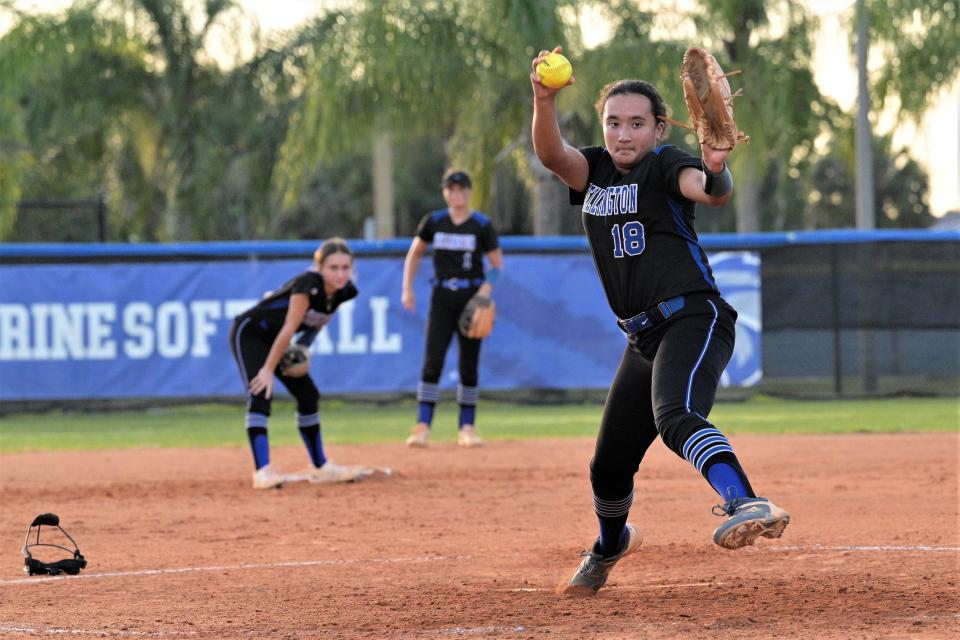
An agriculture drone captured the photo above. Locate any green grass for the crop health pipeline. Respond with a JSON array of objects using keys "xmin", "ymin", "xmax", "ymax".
[{"xmin": 0, "ymin": 396, "xmax": 956, "ymax": 453}]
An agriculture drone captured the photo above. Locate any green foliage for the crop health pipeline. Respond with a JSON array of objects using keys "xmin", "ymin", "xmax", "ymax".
[
  {"xmin": 448, "ymin": 0, "xmax": 575, "ymax": 213},
  {"xmin": 866, "ymin": 0, "xmax": 959, "ymax": 116},
  {"xmin": 691, "ymin": 1, "xmax": 828, "ymax": 231},
  {"xmin": 0, "ymin": 1, "xmax": 150, "ymax": 238},
  {"xmin": 0, "ymin": 0, "xmax": 303, "ymax": 241},
  {"xmin": 805, "ymin": 118, "xmax": 933, "ymax": 228},
  {"xmin": 274, "ymin": 2, "xmax": 467, "ymax": 207},
  {"xmin": 0, "ymin": 397, "xmax": 955, "ymax": 453},
  {"xmin": 275, "ymin": 0, "xmax": 575, "ymax": 222},
  {"xmin": 1, "ymin": 0, "xmax": 954, "ymax": 239}
]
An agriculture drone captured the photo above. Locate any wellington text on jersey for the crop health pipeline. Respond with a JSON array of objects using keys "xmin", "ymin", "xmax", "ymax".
[{"xmin": 0, "ymin": 298, "xmax": 401, "ymax": 361}]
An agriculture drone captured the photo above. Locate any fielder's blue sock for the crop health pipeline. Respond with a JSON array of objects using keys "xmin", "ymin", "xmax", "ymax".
[
  {"xmin": 706, "ymin": 461, "xmax": 754, "ymax": 501},
  {"xmin": 459, "ymin": 404, "xmax": 476, "ymax": 428},
  {"xmin": 417, "ymin": 402, "xmax": 435, "ymax": 426},
  {"xmin": 247, "ymin": 427, "xmax": 270, "ymax": 470},
  {"xmin": 298, "ymin": 424, "xmax": 327, "ymax": 468}
]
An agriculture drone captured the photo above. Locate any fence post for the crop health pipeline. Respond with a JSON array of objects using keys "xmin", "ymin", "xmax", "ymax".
[
  {"xmin": 97, "ymin": 193, "xmax": 107, "ymax": 242},
  {"xmin": 830, "ymin": 244, "xmax": 843, "ymax": 397}
]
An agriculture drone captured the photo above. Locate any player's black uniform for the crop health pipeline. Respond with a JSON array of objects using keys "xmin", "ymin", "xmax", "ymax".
[
  {"xmin": 415, "ymin": 209, "xmax": 499, "ymax": 412},
  {"xmin": 229, "ymin": 271, "xmax": 358, "ymax": 418},
  {"xmin": 570, "ymin": 144, "xmax": 753, "ymax": 538}
]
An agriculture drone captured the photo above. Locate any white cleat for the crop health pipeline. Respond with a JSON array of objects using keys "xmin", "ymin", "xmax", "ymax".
[
  {"xmin": 457, "ymin": 426, "xmax": 483, "ymax": 447},
  {"xmin": 252, "ymin": 464, "xmax": 285, "ymax": 490},
  {"xmin": 302, "ymin": 461, "xmax": 371, "ymax": 484},
  {"xmin": 405, "ymin": 425, "xmax": 431, "ymax": 447}
]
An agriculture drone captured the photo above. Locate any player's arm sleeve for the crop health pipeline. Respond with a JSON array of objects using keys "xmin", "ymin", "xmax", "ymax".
[
  {"xmin": 569, "ymin": 146, "xmax": 604, "ymax": 206},
  {"xmin": 290, "ymin": 272, "xmax": 314, "ymax": 295},
  {"xmin": 338, "ymin": 281, "xmax": 359, "ymax": 303},
  {"xmin": 480, "ymin": 219, "xmax": 499, "ymax": 252},
  {"xmin": 415, "ymin": 213, "xmax": 436, "ymax": 242},
  {"xmin": 658, "ymin": 145, "xmax": 703, "ymax": 203}
]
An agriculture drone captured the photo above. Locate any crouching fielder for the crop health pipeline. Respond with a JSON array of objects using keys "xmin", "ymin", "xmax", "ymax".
[{"xmin": 229, "ymin": 238, "xmax": 372, "ymax": 489}]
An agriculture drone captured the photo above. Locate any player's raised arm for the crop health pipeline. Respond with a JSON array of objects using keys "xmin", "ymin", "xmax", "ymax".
[{"xmin": 530, "ymin": 47, "xmax": 589, "ymax": 191}]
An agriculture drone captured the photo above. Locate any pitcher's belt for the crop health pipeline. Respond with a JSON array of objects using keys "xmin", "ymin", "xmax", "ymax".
[{"xmin": 617, "ymin": 296, "xmax": 686, "ymax": 334}]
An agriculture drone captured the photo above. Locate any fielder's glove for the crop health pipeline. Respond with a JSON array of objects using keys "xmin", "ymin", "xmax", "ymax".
[
  {"xmin": 458, "ymin": 295, "xmax": 496, "ymax": 340},
  {"xmin": 665, "ymin": 47, "xmax": 749, "ymax": 150},
  {"xmin": 278, "ymin": 343, "xmax": 311, "ymax": 377}
]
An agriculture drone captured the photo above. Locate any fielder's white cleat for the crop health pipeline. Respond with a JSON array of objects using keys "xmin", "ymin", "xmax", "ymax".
[
  {"xmin": 405, "ymin": 424, "xmax": 431, "ymax": 447},
  {"xmin": 252, "ymin": 464, "xmax": 285, "ymax": 490},
  {"xmin": 457, "ymin": 425, "xmax": 483, "ymax": 447},
  {"xmin": 303, "ymin": 461, "xmax": 371, "ymax": 484}
]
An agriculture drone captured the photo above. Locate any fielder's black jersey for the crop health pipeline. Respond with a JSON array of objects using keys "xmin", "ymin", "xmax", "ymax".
[
  {"xmin": 570, "ymin": 144, "xmax": 718, "ymax": 320},
  {"xmin": 238, "ymin": 271, "xmax": 358, "ymax": 337},
  {"xmin": 416, "ymin": 209, "xmax": 499, "ymax": 281}
]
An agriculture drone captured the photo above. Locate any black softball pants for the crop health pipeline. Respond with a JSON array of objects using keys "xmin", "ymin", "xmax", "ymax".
[
  {"xmin": 229, "ymin": 316, "xmax": 320, "ymax": 416},
  {"xmin": 420, "ymin": 287, "xmax": 481, "ymax": 386},
  {"xmin": 589, "ymin": 297, "xmax": 740, "ymax": 500}
]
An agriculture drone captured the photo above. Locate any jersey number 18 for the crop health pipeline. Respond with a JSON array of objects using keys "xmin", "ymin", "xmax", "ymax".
[{"xmin": 611, "ymin": 221, "xmax": 645, "ymax": 258}]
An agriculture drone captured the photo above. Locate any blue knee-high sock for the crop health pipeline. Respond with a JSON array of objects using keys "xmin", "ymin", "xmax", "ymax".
[
  {"xmin": 595, "ymin": 492, "xmax": 633, "ymax": 557},
  {"xmin": 706, "ymin": 461, "xmax": 754, "ymax": 501},
  {"xmin": 457, "ymin": 385, "xmax": 478, "ymax": 428},
  {"xmin": 417, "ymin": 402, "xmax": 435, "ymax": 426},
  {"xmin": 246, "ymin": 412, "xmax": 270, "ymax": 470},
  {"xmin": 247, "ymin": 427, "xmax": 270, "ymax": 470},
  {"xmin": 297, "ymin": 413, "xmax": 326, "ymax": 468},
  {"xmin": 416, "ymin": 381, "xmax": 439, "ymax": 426},
  {"xmin": 459, "ymin": 404, "xmax": 476, "ymax": 428},
  {"xmin": 682, "ymin": 427, "xmax": 755, "ymax": 500}
]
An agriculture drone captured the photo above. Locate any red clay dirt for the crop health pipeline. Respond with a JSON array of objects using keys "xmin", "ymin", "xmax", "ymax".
[{"xmin": 0, "ymin": 432, "xmax": 957, "ymax": 639}]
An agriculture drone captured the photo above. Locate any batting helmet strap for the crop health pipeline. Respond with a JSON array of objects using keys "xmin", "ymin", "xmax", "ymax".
[{"xmin": 22, "ymin": 512, "xmax": 88, "ymax": 576}]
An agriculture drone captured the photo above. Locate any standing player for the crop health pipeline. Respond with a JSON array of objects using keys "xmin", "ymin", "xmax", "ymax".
[
  {"xmin": 229, "ymin": 238, "xmax": 372, "ymax": 489},
  {"xmin": 530, "ymin": 48, "xmax": 789, "ymax": 594},
  {"xmin": 401, "ymin": 169, "xmax": 504, "ymax": 448}
]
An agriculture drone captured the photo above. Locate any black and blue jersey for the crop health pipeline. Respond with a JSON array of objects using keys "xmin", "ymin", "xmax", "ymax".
[
  {"xmin": 416, "ymin": 209, "xmax": 500, "ymax": 282},
  {"xmin": 570, "ymin": 144, "xmax": 717, "ymax": 320},
  {"xmin": 238, "ymin": 271, "xmax": 358, "ymax": 337}
]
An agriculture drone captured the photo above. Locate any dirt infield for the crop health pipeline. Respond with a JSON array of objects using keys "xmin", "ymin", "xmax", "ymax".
[{"xmin": 1, "ymin": 432, "xmax": 957, "ymax": 639}]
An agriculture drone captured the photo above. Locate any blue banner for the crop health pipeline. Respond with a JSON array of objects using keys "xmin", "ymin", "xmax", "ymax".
[{"xmin": 0, "ymin": 251, "xmax": 760, "ymax": 400}]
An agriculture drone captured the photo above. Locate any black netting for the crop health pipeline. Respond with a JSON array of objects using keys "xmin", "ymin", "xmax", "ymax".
[
  {"xmin": 762, "ymin": 242, "xmax": 960, "ymax": 330},
  {"xmin": 13, "ymin": 201, "xmax": 106, "ymax": 242},
  {"xmin": 759, "ymin": 241, "xmax": 960, "ymax": 397}
]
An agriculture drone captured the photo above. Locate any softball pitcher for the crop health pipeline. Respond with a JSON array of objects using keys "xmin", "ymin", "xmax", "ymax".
[
  {"xmin": 229, "ymin": 238, "xmax": 372, "ymax": 489},
  {"xmin": 530, "ymin": 50, "xmax": 789, "ymax": 594},
  {"xmin": 401, "ymin": 169, "xmax": 504, "ymax": 448}
]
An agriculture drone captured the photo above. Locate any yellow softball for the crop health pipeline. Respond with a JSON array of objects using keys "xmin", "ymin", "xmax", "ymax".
[{"xmin": 536, "ymin": 52, "xmax": 573, "ymax": 89}]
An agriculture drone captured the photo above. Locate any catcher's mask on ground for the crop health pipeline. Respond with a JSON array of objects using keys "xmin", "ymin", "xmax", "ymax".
[{"xmin": 22, "ymin": 513, "xmax": 87, "ymax": 576}]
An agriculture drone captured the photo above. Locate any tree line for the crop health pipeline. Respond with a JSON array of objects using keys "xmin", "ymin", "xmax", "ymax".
[{"xmin": 0, "ymin": 0, "xmax": 955, "ymax": 242}]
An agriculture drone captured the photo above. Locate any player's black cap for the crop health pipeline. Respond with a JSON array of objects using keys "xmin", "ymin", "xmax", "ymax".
[{"xmin": 442, "ymin": 169, "xmax": 472, "ymax": 189}]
